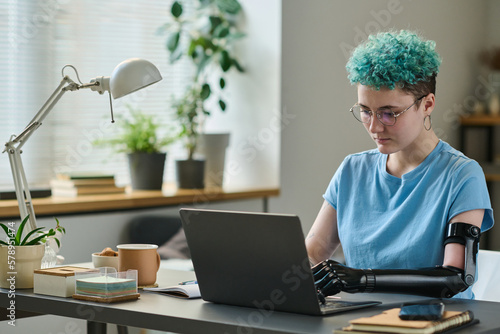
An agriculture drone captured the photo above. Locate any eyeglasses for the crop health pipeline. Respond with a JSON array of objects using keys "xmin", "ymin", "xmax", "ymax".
[{"xmin": 350, "ymin": 95, "xmax": 426, "ymax": 126}]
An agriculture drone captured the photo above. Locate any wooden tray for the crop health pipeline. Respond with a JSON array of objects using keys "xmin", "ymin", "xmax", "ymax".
[{"xmin": 72, "ymin": 293, "xmax": 140, "ymax": 303}]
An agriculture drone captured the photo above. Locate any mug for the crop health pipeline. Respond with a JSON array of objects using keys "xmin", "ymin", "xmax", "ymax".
[{"xmin": 117, "ymin": 244, "xmax": 161, "ymax": 286}]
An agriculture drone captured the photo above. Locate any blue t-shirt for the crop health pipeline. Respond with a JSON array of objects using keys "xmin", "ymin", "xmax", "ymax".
[{"xmin": 323, "ymin": 140, "xmax": 494, "ymax": 299}]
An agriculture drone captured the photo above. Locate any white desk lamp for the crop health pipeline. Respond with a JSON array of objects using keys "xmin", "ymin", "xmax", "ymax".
[{"xmin": 3, "ymin": 58, "xmax": 162, "ymax": 232}]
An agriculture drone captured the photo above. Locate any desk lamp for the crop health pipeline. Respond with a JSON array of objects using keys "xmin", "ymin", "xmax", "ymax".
[{"xmin": 3, "ymin": 58, "xmax": 162, "ymax": 232}]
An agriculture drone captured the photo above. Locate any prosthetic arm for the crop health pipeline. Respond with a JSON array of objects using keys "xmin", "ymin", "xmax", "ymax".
[{"xmin": 312, "ymin": 223, "xmax": 481, "ymax": 302}]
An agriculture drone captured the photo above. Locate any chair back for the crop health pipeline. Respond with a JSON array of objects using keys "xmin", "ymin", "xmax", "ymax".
[
  {"xmin": 127, "ymin": 215, "xmax": 181, "ymax": 246},
  {"xmin": 472, "ymin": 249, "xmax": 500, "ymax": 302}
]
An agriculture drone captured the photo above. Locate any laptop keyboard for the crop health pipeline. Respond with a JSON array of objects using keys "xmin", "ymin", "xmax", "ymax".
[{"xmin": 320, "ymin": 299, "xmax": 362, "ymax": 310}]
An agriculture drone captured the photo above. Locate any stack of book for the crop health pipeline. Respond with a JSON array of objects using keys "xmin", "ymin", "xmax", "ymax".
[
  {"xmin": 50, "ymin": 173, "xmax": 126, "ymax": 197},
  {"xmin": 334, "ymin": 308, "xmax": 478, "ymax": 334}
]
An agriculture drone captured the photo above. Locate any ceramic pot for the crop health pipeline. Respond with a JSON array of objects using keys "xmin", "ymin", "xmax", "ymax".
[
  {"xmin": 0, "ymin": 244, "xmax": 45, "ymax": 289},
  {"xmin": 176, "ymin": 159, "xmax": 205, "ymax": 189},
  {"xmin": 197, "ymin": 133, "xmax": 230, "ymax": 188},
  {"xmin": 128, "ymin": 152, "xmax": 166, "ymax": 190}
]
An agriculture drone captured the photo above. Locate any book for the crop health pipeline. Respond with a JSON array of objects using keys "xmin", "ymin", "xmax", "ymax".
[
  {"xmin": 335, "ymin": 308, "xmax": 478, "ymax": 334},
  {"xmin": 56, "ymin": 172, "xmax": 115, "ymax": 180},
  {"xmin": 50, "ymin": 178, "xmax": 117, "ymax": 188},
  {"xmin": 0, "ymin": 188, "xmax": 52, "ymax": 200},
  {"xmin": 51, "ymin": 185, "xmax": 126, "ymax": 197},
  {"xmin": 143, "ymin": 283, "xmax": 201, "ymax": 299}
]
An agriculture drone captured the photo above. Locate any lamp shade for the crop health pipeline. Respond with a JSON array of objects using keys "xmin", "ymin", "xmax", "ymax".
[{"xmin": 109, "ymin": 58, "xmax": 162, "ymax": 99}]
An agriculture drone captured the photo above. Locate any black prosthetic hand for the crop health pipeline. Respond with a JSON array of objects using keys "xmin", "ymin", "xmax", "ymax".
[
  {"xmin": 312, "ymin": 260, "xmax": 374, "ymax": 302},
  {"xmin": 312, "ymin": 260, "xmax": 469, "ymax": 302}
]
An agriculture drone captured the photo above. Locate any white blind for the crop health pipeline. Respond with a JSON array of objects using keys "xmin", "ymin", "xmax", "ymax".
[{"xmin": 0, "ymin": 0, "xmax": 193, "ymax": 189}]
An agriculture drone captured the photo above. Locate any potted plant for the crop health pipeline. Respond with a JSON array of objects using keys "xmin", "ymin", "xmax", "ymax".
[
  {"xmin": 159, "ymin": 0, "xmax": 245, "ymax": 188},
  {"xmin": 95, "ymin": 105, "xmax": 175, "ymax": 190},
  {"xmin": 0, "ymin": 215, "xmax": 65, "ymax": 289},
  {"xmin": 172, "ymin": 85, "xmax": 206, "ymax": 188}
]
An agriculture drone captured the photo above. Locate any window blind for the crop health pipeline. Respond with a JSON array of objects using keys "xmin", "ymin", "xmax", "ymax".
[{"xmin": 0, "ymin": 0, "xmax": 193, "ymax": 189}]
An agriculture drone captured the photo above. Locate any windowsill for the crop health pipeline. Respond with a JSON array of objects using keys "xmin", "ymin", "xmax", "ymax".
[{"xmin": 0, "ymin": 185, "xmax": 280, "ymax": 219}]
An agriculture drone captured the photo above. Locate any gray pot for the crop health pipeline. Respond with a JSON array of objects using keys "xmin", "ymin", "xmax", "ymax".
[
  {"xmin": 197, "ymin": 133, "xmax": 230, "ymax": 188},
  {"xmin": 176, "ymin": 159, "xmax": 205, "ymax": 189},
  {"xmin": 128, "ymin": 152, "xmax": 166, "ymax": 190}
]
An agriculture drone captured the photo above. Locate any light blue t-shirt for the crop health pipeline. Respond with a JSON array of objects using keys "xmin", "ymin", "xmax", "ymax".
[{"xmin": 323, "ymin": 140, "xmax": 494, "ymax": 299}]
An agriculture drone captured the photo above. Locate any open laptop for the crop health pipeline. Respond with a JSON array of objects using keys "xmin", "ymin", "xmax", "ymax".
[{"xmin": 179, "ymin": 208, "xmax": 381, "ymax": 316}]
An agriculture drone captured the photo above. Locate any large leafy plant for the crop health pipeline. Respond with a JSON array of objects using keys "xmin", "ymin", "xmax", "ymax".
[
  {"xmin": 95, "ymin": 105, "xmax": 175, "ymax": 154},
  {"xmin": 0, "ymin": 215, "xmax": 65, "ymax": 247},
  {"xmin": 159, "ymin": 0, "xmax": 245, "ymax": 159}
]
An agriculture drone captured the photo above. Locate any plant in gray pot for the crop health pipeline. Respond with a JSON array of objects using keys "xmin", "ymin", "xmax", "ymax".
[
  {"xmin": 95, "ymin": 105, "xmax": 175, "ymax": 190},
  {"xmin": 172, "ymin": 85, "xmax": 206, "ymax": 189},
  {"xmin": 159, "ymin": 0, "xmax": 245, "ymax": 189}
]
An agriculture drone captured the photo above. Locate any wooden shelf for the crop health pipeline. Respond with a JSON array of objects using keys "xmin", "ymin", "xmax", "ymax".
[
  {"xmin": 459, "ymin": 114, "xmax": 500, "ymax": 126},
  {"xmin": 481, "ymin": 163, "xmax": 500, "ymax": 182},
  {"xmin": 0, "ymin": 185, "xmax": 280, "ymax": 219}
]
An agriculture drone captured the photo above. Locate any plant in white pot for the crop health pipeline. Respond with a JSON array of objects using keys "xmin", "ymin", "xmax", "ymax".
[
  {"xmin": 95, "ymin": 105, "xmax": 175, "ymax": 190},
  {"xmin": 0, "ymin": 215, "xmax": 65, "ymax": 289},
  {"xmin": 159, "ymin": 0, "xmax": 245, "ymax": 188}
]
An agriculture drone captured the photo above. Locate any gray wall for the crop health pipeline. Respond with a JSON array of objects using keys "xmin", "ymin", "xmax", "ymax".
[{"xmin": 274, "ymin": 0, "xmax": 500, "ymax": 250}]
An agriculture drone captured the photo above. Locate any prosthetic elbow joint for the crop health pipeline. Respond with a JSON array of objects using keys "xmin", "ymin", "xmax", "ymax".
[{"xmin": 444, "ymin": 222, "xmax": 481, "ymax": 286}]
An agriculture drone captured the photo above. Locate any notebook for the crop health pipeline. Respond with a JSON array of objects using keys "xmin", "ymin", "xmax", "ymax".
[{"xmin": 179, "ymin": 208, "xmax": 381, "ymax": 316}]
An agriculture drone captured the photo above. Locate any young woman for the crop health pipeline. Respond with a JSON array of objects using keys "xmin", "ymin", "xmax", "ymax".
[{"xmin": 306, "ymin": 30, "xmax": 494, "ymax": 300}]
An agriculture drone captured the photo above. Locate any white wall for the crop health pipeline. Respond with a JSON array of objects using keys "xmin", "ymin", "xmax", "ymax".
[
  {"xmin": 273, "ymin": 0, "xmax": 496, "ymax": 246},
  {"xmin": 202, "ymin": 0, "xmax": 281, "ymax": 189}
]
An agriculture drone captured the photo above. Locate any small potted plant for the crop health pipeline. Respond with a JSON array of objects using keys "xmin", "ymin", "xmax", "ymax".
[
  {"xmin": 0, "ymin": 215, "xmax": 65, "ymax": 289},
  {"xmin": 172, "ymin": 85, "xmax": 207, "ymax": 188},
  {"xmin": 95, "ymin": 105, "xmax": 175, "ymax": 190},
  {"xmin": 159, "ymin": 0, "xmax": 245, "ymax": 188}
]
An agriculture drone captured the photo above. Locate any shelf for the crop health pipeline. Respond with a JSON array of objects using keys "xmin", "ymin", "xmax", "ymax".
[
  {"xmin": 481, "ymin": 163, "xmax": 500, "ymax": 182},
  {"xmin": 459, "ymin": 114, "xmax": 500, "ymax": 126},
  {"xmin": 0, "ymin": 185, "xmax": 280, "ymax": 219}
]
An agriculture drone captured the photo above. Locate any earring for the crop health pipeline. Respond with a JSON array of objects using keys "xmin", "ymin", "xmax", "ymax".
[{"xmin": 424, "ymin": 115, "xmax": 432, "ymax": 131}]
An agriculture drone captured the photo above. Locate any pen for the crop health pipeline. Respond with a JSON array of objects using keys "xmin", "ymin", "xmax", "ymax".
[{"xmin": 179, "ymin": 280, "xmax": 198, "ymax": 285}]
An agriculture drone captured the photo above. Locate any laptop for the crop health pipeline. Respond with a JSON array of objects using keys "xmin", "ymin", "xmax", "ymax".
[{"xmin": 179, "ymin": 208, "xmax": 381, "ymax": 316}]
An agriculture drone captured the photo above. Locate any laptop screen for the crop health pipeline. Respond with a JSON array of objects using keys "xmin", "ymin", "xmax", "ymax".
[{"xmin": 179, "ymin": 208, "xmax": 324, "ymax": 315}]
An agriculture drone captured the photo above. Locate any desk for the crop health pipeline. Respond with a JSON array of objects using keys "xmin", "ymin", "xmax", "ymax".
[
  {"xmin": 2, "ymin": 269, "xmax": 500, "ymax": 334},
  {"xmin": 0, "ymin": 186, "xmax": 280, "ymax": 219}
]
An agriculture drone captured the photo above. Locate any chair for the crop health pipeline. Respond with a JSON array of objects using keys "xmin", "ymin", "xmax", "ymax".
[
  {"xmin": 472, "ymin": 249, "xmax": 500, "ymax": 302},
  {"xmin": 127, "ymin": 215, "xmax": 182, "ymax": 247}
]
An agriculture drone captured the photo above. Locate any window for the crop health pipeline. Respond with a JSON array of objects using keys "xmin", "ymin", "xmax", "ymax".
[
  {"xmin": 0, "ymin": 0, "xmax": 281, "ymax": 191},
  {"xmin": 0, "ymin": 0, "xmax": 191, "ymax": 188}
]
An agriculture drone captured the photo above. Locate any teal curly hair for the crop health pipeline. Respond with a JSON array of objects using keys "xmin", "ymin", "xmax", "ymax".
[{"xmin": 346, "ymin": 30, "xmax": 442, "ymax": 92}]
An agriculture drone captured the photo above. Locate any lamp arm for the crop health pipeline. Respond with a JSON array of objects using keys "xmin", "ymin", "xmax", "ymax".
[
  {"xmin": 2, "ymin": 58, "xmax": 161, "ymax": 233},
  {"xmin": 3, "ymin": 75, "xmax": 82, "ymax": 232},
  {"xmin": 12, "ymin": 76, "xmax": 77, "ymax": 148},
  {"xmin": 7, "ymin": 148, "xmax": 37, "ymax": 231}
]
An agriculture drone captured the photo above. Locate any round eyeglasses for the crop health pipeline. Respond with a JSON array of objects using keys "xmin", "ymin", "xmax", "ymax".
[{"xmin": 350, "ymin": 95, "xmax": 426, "ymax": 126}]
